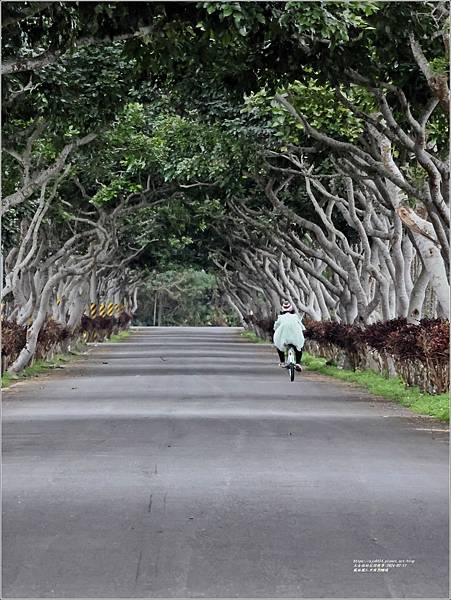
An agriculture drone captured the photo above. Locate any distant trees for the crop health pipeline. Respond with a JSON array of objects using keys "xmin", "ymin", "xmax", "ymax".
[{"xmin": 134, "ymin": 270, "xmax": 233, "ymax": 327}]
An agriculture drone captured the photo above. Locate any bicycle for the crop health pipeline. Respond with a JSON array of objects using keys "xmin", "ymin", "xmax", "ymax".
[{"xmin": 285, "ymin": 344, "xmax": 297, "ymax": 382}]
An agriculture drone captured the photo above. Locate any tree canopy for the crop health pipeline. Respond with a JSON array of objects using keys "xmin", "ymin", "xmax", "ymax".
[{"xmin": 2, "ymin": 1, "xmax": 449, "ymax": 371}]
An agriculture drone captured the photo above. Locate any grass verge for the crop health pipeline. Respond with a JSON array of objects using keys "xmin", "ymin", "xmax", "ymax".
[
  {"xmin": 1, "ymin": 353, "xmax": 79, "ymax": 389},
  {"xmin": 1, "ymin": 328, "xmax": 132, "ymax": 389},
  {"xmin": 108, "ymin": 330, "xmax": 131, "ymax": 342},
  {"xmin": 302, "ymin": 353, "xmax": 449, "ymax": 422},
  {"xmin": 241, "ymin": 330, "xmax": 268, "ymax": 344},
  {"xmin": 241, "ymin": 330, "xmax": 449, "ymax": 422}
]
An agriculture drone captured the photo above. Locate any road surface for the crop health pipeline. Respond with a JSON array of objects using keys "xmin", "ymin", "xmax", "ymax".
[{"xmin": 2, "ymin": 327, "xmax": 449, "ymax": 598}]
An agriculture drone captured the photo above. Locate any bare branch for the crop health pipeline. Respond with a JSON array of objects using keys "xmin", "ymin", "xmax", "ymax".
[{"xmin": 409, "ymin": 33, "xmax": 449, "ymax": 115}]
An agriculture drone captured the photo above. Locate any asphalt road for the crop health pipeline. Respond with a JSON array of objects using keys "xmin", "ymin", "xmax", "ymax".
[{"xmin": 2, "ymin": 326, "xmax": 449, "ymax": 598}]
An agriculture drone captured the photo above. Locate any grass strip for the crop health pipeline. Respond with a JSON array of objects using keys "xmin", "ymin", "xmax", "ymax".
[
  {"xmin": 241, "ymin": 330, "xmax": 268, "ymax": 344},
  {"xmin": 108, "ymin": 330, "xmax": 132, "ymax": 342},
  {"xmin": 241, "ymin": 330, "xmax": 449, "ymax": 422},
  {"xmin": 302, "ymin": 353, "xmax": 449, "ymax": 422},
  {"xmin": 1, "ymin": 353, "xmax": 78, "ymax": 389}
]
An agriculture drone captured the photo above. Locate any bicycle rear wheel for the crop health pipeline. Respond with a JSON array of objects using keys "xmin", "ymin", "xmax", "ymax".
[{"xmin": 287, "ymin": 346, "xmax": 296, "ymax": 382}]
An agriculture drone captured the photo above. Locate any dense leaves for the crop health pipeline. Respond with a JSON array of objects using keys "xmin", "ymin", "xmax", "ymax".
[
  {"xmin": 362, "ymin": 318, "xmax": 408, "ymax": 352},
  {"xmin": 2, "ymin": 1, "xmax": 449, "ymax": 385},
  {"xmin": 305, "ymin": 320, "xmax": 362, "ymax": 353},
  {"xmin": 305, "ymin": 318, "xmax": 450, "ymax": 392},
  {"xmin": 135, "ymin": 269, "xmax": 236, "ymax": 326}
]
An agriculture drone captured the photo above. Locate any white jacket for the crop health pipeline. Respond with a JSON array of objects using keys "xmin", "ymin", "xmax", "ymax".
[{"xmin": 273, "ymin": 313, "xmax": 306, "ymax": 351}]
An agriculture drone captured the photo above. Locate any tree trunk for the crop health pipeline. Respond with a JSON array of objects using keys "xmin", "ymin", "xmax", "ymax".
[
  {"xmin": 407, "ymin": 265, "xmax": 430, "ymax": 323},
  {"xmin": 397, "ymin": 206, "xmax": 449, "ymax": 315},
  {"xmin": 157, "ymin": 296, "xmax": 163, "ymax": 326},
  {"xmin": 153, "ymin": 294, "xmax": 157, "ymax": 326},
  {"xmin": 67, "ymin": 282, "xmax": 89, "ymax": 331},
  {"xmin": 8, "ymin": 272, "xmax": 62, "ymax": 372},
  {"xmin": 225, "ymin": 293, "xmax": 246, "ymax": 326}
]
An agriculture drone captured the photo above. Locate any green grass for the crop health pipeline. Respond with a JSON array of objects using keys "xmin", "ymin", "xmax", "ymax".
[
  {"xmin": 1, "ymin": 328, "xmax": 132, "ymax": 389},
  {"xmin": 240, "ymin": 330, "xmax": 449, "ymax": 422},
  {"xmin": 1, "ymin": 353, "xmax": 76, "ymax": 389},
  {"xmin": 302, "ymin": 353, "xmax": 449, "ymax": 421},
  {"xmin": 108, "ymin": 330, "xmax": 131, "ymax": 342},
  {"xmin": 241, "ymin": 330, "xmax": 269, "ymax": 344}
]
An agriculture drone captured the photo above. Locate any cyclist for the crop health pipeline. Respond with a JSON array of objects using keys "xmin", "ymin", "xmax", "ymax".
[{"xmin": 273, "ymin": 300, "xmax": 305, "ymax": 371}]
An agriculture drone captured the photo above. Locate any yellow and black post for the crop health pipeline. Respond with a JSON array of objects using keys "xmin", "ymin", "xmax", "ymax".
[
  {"xmin": 107, "ymin": 302, "xmax": 114, "ymax": 317},
  {"xmin": 99, "ymin": 303, "xmax": 106, "ymax": 318},
  {"xmin": 90, "ymin": 303, "xmax": 97, "ymax": 319}
]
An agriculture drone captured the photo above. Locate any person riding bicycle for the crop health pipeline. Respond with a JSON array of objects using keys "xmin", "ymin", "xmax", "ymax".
[{"xmin": 273, "ymin": 300, "xmax": 305, "ymax": 371}]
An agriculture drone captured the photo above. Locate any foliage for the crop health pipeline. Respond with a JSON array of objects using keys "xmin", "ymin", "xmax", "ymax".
[
  {"xmin": 36, "ymin": 318, "xmax": 71, "ymax": 357},
  {"xmin": 2, "ymin": 1, "xmax": 449, "ymax": 382},
  {"xmin": 3, "ymin": 2, "xmax": 155, "ymax": 66},
  {"xmin": 305, "ymin": 318, "xmax": 449, "ymax": 365},
  {"xmin": 2, "ymin": 320, "xmax": 27, "ymax": 359},
  {"xmin": 362, "ymin": 318, "xmax": 408, "ymax": 352},
  {"xmin": 385, "ymin": 323, "xmax": 425, "ymax": 362},
  {"xmin": 304, "ymin": 320, "xmax": 362, "ymax": 353},
  {"xmin": 305, "ymin": 318, "xmax": 450, "ymax": 393},
  {"xmin": 10, "ymin": 46, "xmax": 136, "ymax": 133},
  {"xmin": 78, "ymin": 314, "xmax": 132, "ymax": 340},
  {"xmin": 135, "ymin": 268, "xmax": 236, "ymax": 326},
  {"xmin": 418, "ymin": 319, "xmax": 450, "ymax": 361},
  {"xmin": 243, "ymin": 78, "xmax": 375, "ymax": 145}
]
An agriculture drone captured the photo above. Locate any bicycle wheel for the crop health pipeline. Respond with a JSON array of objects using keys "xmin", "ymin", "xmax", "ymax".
[{"xmin": 287, "ymin": 346, "xmax": 296, "ymax": 382}]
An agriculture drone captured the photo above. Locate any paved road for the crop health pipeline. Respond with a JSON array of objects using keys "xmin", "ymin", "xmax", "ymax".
[{"xmin": 2, "ymin": 327, "xmax": 449, "ymax": 598}]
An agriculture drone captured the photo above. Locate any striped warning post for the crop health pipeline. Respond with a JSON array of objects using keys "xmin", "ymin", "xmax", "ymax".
[
  {"xmin": 113, "ymin": 303, "xmax": 119, "ymax": 315},
  {"xmin": 90, "ymin": 303, "xmax": 97, "ymax": 318},
  {"xmin": 99, "ymin": 303, "xmax": 106, "ymax": 317},
  {"xmin": 107, "ymin": 302, "xmax": 114, "ymax": 317}
]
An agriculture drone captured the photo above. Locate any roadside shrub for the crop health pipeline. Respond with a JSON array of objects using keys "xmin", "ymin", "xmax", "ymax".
[
  {"xmin": 2, "ymin": 313, "xmax": 133, "ymax": 371},
  {"xmin": 417, "ymin": 319, "xmax": 449, "ymax": 393},
  {"xmin": 304, "ymin": 321, "xmax": 364, "ymax": 369},
  {"xmin": 419, "ymin": 319, "xmax": 449, "ymax": 360},
  {"xmin": 79, "ymin": 316, "xmax": 113, "ymax": 341},
  {"xmin": 385, "ymin": 323, "xmax": 424, "ymax": 361},
  {"xmin": 362, "ymin": 318, "xmax": 407, "ymax": 352},
  {"xmin": 118, "ymin": 312, "xmax": 132, "ymax": 327},
  {"xmin": 78, "ymin": 314, "xmax": 132, "ymax": 341},
  {"xmin": 2, "ymin": 318, "xmax": 73, "ymax": 369},
  {"xmin": 305, "ymin": 318, "xmax": 449, "ymax": 393},
  {"xmin": 36, "ymin": 318, "xmax": 71, "ymax": 357},
  {"xmin": 2, "ymin": 321, "xmax": 27, "ymax": 368}
]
